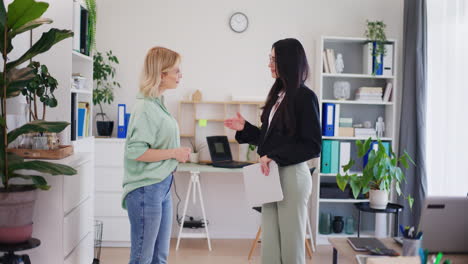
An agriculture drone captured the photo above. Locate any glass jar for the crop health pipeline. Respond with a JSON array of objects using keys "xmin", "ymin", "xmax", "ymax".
[{"xmin": 44, "ymin": 132, "xmax": 60, "ymax": 150}]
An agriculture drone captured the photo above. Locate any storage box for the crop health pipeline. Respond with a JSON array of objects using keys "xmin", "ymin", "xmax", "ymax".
[{"xmin": 339, "ymin": 127, "xmax": 354, "ymax": 137}]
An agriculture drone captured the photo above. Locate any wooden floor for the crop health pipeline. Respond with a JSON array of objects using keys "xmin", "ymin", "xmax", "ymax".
[{"xmin": 100, "ymin": 239, "xmax": 353, "ymax": 264}]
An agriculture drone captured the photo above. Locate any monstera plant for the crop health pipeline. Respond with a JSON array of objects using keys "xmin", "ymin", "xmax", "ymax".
[{"xmin": 0, "ymin": 0, "xmax": 76, "ymax": 243}]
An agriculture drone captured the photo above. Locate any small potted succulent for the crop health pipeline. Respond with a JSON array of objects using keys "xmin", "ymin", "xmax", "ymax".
[
  {"xmin": 189, "ymin": 139, "xmax": 206, "ymax": 163},
  {"xmin": 336, "ymin": 138, "xmax": 415, "ymax": 209}
]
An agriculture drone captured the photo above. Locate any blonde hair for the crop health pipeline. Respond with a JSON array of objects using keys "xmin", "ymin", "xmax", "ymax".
[{"xmin": 139, "ymin": 46, "xmax": 181, "ymax": 98}]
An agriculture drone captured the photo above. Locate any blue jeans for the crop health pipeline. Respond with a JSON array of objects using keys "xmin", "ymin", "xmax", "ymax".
[{"xmin": 126, "ymin": 175, "xmax": 173, "ymax": 264}]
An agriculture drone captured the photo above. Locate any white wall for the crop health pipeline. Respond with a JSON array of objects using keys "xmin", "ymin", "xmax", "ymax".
[
  {"xmin": 95, "ymin": 0, "xmax": 404, "ymax": 239},
  {"xmin": 95, "ymin": 0, "xmax": 404, "ymax": 133}
]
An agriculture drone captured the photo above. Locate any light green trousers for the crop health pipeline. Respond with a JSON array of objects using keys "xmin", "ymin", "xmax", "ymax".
[{"xmin": 261, "ymin": 162, "xmax": 312, "ymax": 264}]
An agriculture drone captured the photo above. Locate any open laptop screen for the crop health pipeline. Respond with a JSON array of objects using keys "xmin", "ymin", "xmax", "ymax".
[{"xmin": 207, "ymin": 136, "xmax": 233, "ymax": 163}]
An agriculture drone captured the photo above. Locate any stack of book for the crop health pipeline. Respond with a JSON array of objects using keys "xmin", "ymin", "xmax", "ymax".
[
  {"xmin": 355, "ymin": 87, "xmax": 383, "ymax": 101},
  {"xmin": 322, "ymin": 49, "xmax": 337, "ymax": 73},
  {"xmin": 354, "ymin": 128, "xmax": 376, "ymax": 138}
]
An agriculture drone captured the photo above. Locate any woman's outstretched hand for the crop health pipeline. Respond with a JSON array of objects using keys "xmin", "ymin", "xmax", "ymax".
[{"xmin": 224, "ymin": 112, "xmax": 246, "ymax": 131}]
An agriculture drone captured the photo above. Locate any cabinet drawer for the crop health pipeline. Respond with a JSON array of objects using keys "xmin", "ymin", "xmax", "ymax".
[
  {"xmin": 95, "ymin": 192, "xmax": 127, "ymax": 217},
  {"xmin": 95, "ymin": 167, "xmax": 124, "ymax": 192},
  {"xmin": 95, "ymin": 141, "xmax": 125, "ymax": 167},
  {"xmin": 64, "ymin": 160, "xmax": 93, "ymax": 214},
  {"xmin": 64, "ymin": 231, "xmax": 93, "ymax": 264},
  {"xmin": 64, "ymin": 198, "xmax": 93, "ymax": 257}
]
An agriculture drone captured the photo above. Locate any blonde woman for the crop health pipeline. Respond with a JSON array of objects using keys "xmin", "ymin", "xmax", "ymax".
[{"xmin": 122, "ymin": 47, "xmax": 190, "ymax": 264}]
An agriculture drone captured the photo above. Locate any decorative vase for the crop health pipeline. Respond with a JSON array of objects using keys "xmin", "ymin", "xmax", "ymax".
[
  {"xmin": 189, "ymin": 152, "xmax": 200, "ymax": 163},
  {"xmin": 319, "ymin": 212, "xmax": 332, "ymax": 234},
  {"xmin": 345, "ymin": 216, "xmax": 355, "ymax": 234},
  {"xmin": 332, "ymin": 216, "xmax": 344, "ymax": 233},
  {"xmin": 369, "ymin": 189, "xmax": 389, "ymax": 209},
  {"xmin": 333, "ymin": 81, "xmax": 351, "ymax": 100},
  {"xmin": 0, "ymin": 185, "xmax": 37, "ymax": 243}
]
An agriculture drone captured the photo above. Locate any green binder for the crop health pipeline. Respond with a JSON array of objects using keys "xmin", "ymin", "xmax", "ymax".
[
  {"xmin": 330, "ymin": 140, "xmax": 340, "ymax": 174},
  {"xmin": 321, "ymin": 140, "xmax": 332, "ymax": 173}
]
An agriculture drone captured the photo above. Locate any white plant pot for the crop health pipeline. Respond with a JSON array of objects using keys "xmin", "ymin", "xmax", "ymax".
[
  {"xmin": 189, "ymin": 152, "xmax": 200, "ymax": 163},
  {"xmin": 369, "ymin": 189, "xmax": 389, "ymax": 209}
]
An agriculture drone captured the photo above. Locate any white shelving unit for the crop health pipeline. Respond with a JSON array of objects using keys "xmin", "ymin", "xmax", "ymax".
[
  {"xmin": 312, "ymin": 36, "xmax": 399, "ymax": 245},
  {"xmin": 71, "ymin": 46, "xmax": 94, "ymax": 150}
]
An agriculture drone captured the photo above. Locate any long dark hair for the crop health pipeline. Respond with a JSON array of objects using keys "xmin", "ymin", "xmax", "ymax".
[{"xmin": 261, "ymin": 38, "xmax": 309, "ymax": 134}]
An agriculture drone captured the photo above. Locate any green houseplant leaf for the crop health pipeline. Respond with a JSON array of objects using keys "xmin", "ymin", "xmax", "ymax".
[
  {"xmin": 10, "ymin": 17, "xmax": 52, "ymax": 37},
  {"xmin": 7, "ymin": 0, "xmax": 48, "ymax": 30},
  {"xmin": 9, "ymin": 160, "xmax": 77, "ymax": 175},
  {"xmin": 7, "ymin": 28, "xmax": 73, "ymax": 69},
  {"xmin": 10, "ymin": 173, "xmax": 49, "ymax": 190},
  {"xmin": 7, "ymin": 120, "xmax": 69, "ymax": 144}
]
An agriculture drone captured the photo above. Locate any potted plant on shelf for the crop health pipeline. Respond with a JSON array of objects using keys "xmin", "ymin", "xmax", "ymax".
[
  {"xmin": 93, "ymin": 50, "xmax": 120, "ymax": 137},
  {"xmin": 336, "ymin": 138, "xmax": 415, "ymax": 210},
  {"xmin": 0, "ymin": 0, "xmax": 76, "ymax": 243},
  {"xmin": 189, "ymin": 139, "xmax": 205, "ymax": 163},
  {"xmin": 21, "ymin": 61, "xmax": 58, "ymax": 121},
  {"xmin": 365, "ymin": 20, "xmax": 387, "ymax": 75}
]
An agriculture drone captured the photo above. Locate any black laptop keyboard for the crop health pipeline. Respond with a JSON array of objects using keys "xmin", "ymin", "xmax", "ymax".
[{"xmin": 212, "ymin": 161, "xmax": 251, "ymax": 168}]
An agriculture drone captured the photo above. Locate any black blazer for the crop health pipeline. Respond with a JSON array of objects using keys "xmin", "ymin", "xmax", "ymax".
[{"xmin": 235, "ymin": 85, "xmax": 322, "ymax": 167}]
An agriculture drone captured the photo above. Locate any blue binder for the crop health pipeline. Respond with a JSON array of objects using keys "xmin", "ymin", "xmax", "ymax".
[
  {"xmin": 372, "ymin": 42, "xmax": 384, "ymax": 75},
  {"xmin": 117, "ymin": 104, "xmax": 127, "ymax": 138},
  {"xmin": 77, "ymin": 108, "xmax": 86, "ymax": 137},
  {"xmin": 322, "ymin": 103, "xmax": 335, "ymax": 136},
  {"xmin": 321, "ymin": 140, "xmax": 332, "ymax": 173},
  {"xmin": 330, "ymin": 141, "xmax": 340, "ymax": 174},
  {"xmin": 363, "ymin": 141, "xmax": 391, "ymax": 167}
]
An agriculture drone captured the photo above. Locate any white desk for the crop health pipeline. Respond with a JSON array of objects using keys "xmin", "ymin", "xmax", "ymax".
[
  {"xmin": 175, "ymin": 163, "xmax": 315, "ymax": 253},
  {"xmin": 175, "ymin": 163, "xmax": 244, "ymax": 251}
]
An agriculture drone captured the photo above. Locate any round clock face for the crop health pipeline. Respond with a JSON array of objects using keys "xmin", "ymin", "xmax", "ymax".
[{"xmin": 229, "ymin": 12, "xmax": 248, "ymax": 33}]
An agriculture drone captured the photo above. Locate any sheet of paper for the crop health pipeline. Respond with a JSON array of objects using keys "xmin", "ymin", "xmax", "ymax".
[{"xmin": 242, "ymin": 161, "xmax": 283, "ymax": 207}]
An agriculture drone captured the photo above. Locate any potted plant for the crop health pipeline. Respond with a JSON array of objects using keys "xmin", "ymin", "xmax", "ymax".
[
  {"xmin": 336, "ymin": 138, "xmax": 415, "ymax": 209},
  {"xmin": 0, "ymin": 0, "xmax": 76, "ymax": 243},
  {"xmin": 365, "ymin": 20, "xmax": 387, "ymax": 75},
  {"xmin": 93, "ymin": 50, "xmax": 120, "ymax": 137},
  {"xmin": 189, "ymin": 139, "xmax": 205, "ymax": 163},
  {"xmin": 21, "ymin": 61, "xmax": 58, "ymax": 121}
]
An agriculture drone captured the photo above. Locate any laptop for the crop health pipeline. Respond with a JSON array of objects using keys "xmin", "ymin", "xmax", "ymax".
[
  {"xmin": 347, "ymin": 237, "xmax": 387, "ymax": 252},
  {"xmin": 206, "ymin": 136, "xmax": 252, "ymax": 168},
  {"xmin": 419, "ymin": 196, "xmax": 468, "ymax": 253}
]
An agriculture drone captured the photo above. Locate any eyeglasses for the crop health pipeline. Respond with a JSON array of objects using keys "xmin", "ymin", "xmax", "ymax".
[{"xmin": 269, "ymin": 55, "xmax": 276, "ymax": 64}]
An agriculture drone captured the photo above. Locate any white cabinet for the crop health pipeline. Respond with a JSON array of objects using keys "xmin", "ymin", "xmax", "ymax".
[
  {"xmin": 94, "ymin": 138, "xmax": 130, "ymax": 247},
  {"xmin": 25, "ymin": 152, "xmax": 95, "ymax": 264}
]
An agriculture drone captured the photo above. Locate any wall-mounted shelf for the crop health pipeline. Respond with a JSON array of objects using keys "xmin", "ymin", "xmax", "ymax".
[{"xmin": 322, "ymin": 99, "xmax": 393, "ymax": 106}]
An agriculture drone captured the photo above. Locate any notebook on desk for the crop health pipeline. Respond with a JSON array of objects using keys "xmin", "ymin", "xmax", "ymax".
[{"xmin": 206, "ymin": 136, "xmax": 251, "ymax": 168}]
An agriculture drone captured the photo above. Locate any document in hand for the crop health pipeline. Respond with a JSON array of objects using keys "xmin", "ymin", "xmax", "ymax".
[{"xmin": 242, "ymin": 161, "xmax": 284, "ymax": 207}]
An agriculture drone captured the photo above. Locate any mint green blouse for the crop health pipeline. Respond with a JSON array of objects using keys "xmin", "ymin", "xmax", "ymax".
[{"xmin": 122, "ymin": 93, "xmax": 180, "ymax": 209}]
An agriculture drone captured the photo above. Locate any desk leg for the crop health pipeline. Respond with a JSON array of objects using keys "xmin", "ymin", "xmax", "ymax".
[
  {"xmin": 357, "ymin": 210, "xmax": 361, "ymax": 238},
  {"xmin": 195, "ymin": 174, "xmax": 212, "ymax": 251},
  {"xmin": 333, "ymin": 248, "xmax": 338, "ymax": 264},
  {"xmin": 176, "ymin": 174, "xmax": 194, "ymax": 251}
]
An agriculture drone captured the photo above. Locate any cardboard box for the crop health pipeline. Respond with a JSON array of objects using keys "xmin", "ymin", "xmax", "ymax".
[{"xmin": 339, "ymin": 127, "xmax": 354, "ymax": 137}]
